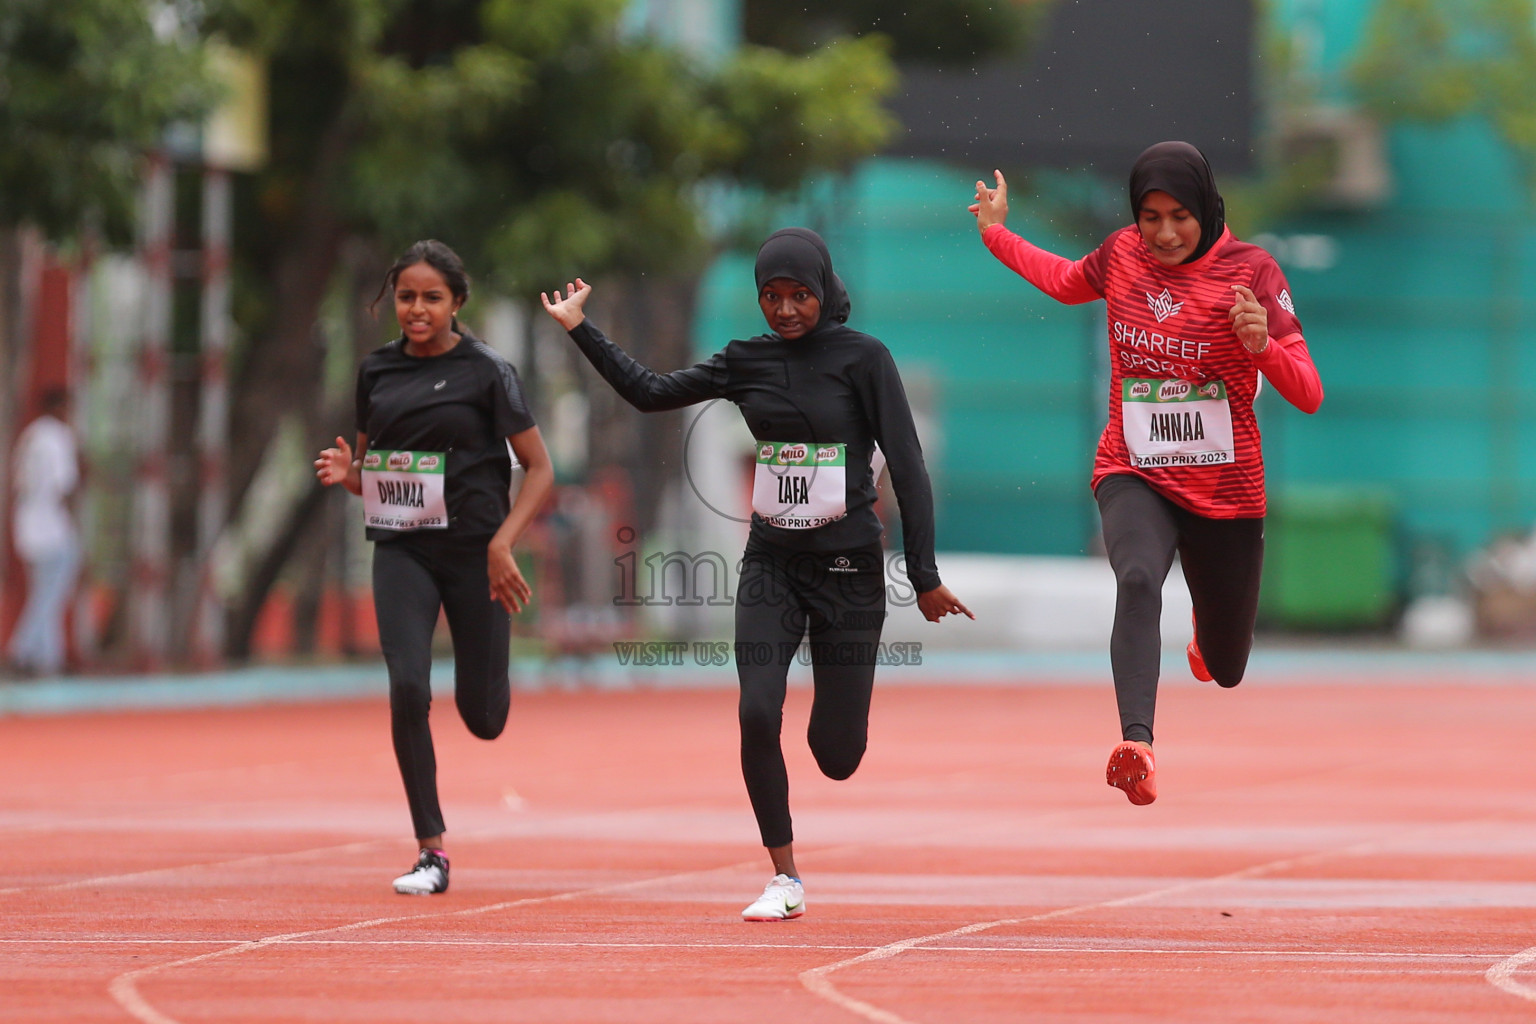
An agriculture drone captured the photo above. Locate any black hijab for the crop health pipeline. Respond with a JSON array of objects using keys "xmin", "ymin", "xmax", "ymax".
[
  {"xmin": 753, "ymin": 227, "xmax": 851, "ymax": 332},
  {"xmin": 1128, "ymin": 141, "xmax": 1226, "ymax": 264}
]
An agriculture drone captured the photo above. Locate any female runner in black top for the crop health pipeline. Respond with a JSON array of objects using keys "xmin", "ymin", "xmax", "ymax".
[
  {"xmin": 541, "ymin": 228, "xmax": 971, "ymax": 920},
  {"xmin": 316, "ymin": 240, "xmax": 554, "ymax": 894}
]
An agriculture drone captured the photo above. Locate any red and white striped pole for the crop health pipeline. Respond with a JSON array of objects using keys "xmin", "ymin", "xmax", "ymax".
[
  {"xmin": 129, "ymin": 154, "xmax": 174, "ymax": 668},
  {"xmin": 69, "ymin": 233, "xmax": 98, "ymax": 664},
  {"xmin": 191, "ymin": 167, "xmax": 231, "ymax": 665}
]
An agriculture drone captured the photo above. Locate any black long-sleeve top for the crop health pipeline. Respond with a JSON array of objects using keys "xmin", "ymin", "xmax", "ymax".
[{"xmin": 568, "ymin": 319, "xmax": 942, "ymax": 593}]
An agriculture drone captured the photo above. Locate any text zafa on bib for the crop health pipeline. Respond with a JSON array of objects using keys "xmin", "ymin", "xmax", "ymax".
[
  {"xmin": 1121, "ymin": 378, "xmax": 1235, "ymax": 468},
  {"xmin": 362, "ymin": 449, "xmax": 449, "ymax": 530},
  {"xmin": 752, "ymin": 441, "xmax": 847, "ymax": 529}
]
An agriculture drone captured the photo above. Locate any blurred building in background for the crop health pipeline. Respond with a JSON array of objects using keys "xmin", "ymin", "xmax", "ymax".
[
  {"xmin": 687, "ymin": 0, "xmax": 1536, "ymax": 643},
  {"xmin": 5, "ymin": 0, "xmax": 1536, "ymax": 671}
]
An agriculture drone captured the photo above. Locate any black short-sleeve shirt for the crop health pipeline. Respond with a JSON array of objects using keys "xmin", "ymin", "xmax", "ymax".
[{"xmin": 355, "ymin": 332, "xmax": 536, "ymax": 541}]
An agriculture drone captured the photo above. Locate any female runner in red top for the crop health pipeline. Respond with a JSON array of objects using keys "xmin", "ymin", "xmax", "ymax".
[{"xmin": 970, "ymin": 141, "xmax": 1323, "ymax": 804}]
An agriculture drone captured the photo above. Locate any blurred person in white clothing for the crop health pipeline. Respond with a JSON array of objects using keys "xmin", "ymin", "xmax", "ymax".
[{"xmin": 8, "ymin": 389, "xmax": 79, "ymax": 676}]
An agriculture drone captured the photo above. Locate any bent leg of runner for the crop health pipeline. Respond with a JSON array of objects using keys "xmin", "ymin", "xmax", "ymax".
[
  {"xmin": 735, "ymin": 548, "xmax": 806, "ymax": 850},
  {"xmin": 1095, "ymin": 474, "xmax": 1181, "ymax": 745},
  {"xmin": 802, "ymin": 545, "xmax": 886, "ymax": 781},
  {"xmin": 1178, "ymin": 514, "xmax": 1265, "ymax": 688},
  {"xmin": 439, "ymin": 539, "xmax": 513, "ymax": 740},
  {"xmin": 374, "ymin": 540, "xmax": 450, "ymax": 840}
]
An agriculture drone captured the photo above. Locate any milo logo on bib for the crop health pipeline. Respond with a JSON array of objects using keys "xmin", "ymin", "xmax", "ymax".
[
  {"xmin": 776, "ymin": 443, "xmax": 809, "ymax": 465},
  {"xmin": 1121, "ymin": 377, "xmax": 1235, "ymax": 469},
  {"xmin": 752, "ymin": 441, "xmax": 848, "ymax": 530},
  {"xmin": 362, "ymin": 448, "xmax": 449, "ymax": 531}
]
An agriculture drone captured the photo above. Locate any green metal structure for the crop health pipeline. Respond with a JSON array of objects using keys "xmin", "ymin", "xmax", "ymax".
[{"xmin": 693, "ymin": 0, "xmax": 1536, "ymax": 626}]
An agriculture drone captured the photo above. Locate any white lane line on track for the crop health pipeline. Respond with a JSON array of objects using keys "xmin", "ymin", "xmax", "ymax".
[
  {"xmin": 2, "ymin": 796, "xmax": 735, "ymax": 897},
  {"xmin": 798, "ymin": 825, "xmax": 1485, "ymax": 1024},
  {"xmin": 107, "ymin": 855, "xmax": 776, "ymax": 1024},
  {"xmin": 10, "ymin": 936, "xmax": 1505, "ymax": 958},
  {"xmin": 0, "ymin": 839, "xmax": 392, "ymax": 897},
  {"xmin": 0, "ymin": 754, "xmax": 378, "ymax": 800},
  {"xmin": 4, "ymin": 795, "xmax": 739, "ymax": 898},
  {"xmin": 1487, "ymin": 946, "xmax": 1536, "ymax": 1002}
]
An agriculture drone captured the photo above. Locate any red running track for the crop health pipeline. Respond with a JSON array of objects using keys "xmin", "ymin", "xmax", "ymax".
[{"xmin": 6, "ymin": 676, "xmax": 1536, "ymax": 1022}]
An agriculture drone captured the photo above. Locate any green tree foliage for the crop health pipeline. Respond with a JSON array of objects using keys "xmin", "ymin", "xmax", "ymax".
[
  {"xmin": 209, "ymin": 0, "xmax": 896, "ymax": 301},
  {"xmin": 206, "ymin": 0, "xmax": 900, "ymax": 467},
  {"xmin": 1352, "ymin": 0, "xmax": 1536, "ymax": 185},
  {"xmin": 201, "ymin": 0, "xmax": 905, "ymax": 654},
  {"xmin": 0, "ymin": 0, "xmax": 210, "ymax": 240}
]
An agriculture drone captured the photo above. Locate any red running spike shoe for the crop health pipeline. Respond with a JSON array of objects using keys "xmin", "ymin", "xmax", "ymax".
[
  {"xmin": 1106, "ymin": 741, "xmax": 1157, "ymax": 805},
  {"xmin": 1187, "ymin": 611, "xmax": 1213, "ymax": 682}
]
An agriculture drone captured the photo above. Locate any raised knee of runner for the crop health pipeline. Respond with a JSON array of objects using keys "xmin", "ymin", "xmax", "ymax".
[
  {"xmin": 810, "ymin": 735, "xmax": 866, "ymax": 780},
  {"xmin": 1206, "ymin": 657, "xmax": 1247, "ymax": 688},
  {"xmin": 814, "ymin": 751, "xmax": 864, "ymax": 781},
  {"xmin": 464, "ymin": 716, "xmax": 506, "ymax": 740},
  {"xmin": 460, "ymin": 696, "xmax": 510, "ymax": 740}
]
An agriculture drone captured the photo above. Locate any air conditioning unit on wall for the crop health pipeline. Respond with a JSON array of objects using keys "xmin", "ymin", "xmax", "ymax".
[{"xmin": 1275, "ymin": 105, "xmax": 1392, "ymax": 208}]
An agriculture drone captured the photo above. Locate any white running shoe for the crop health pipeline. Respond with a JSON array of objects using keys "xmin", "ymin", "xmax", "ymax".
[
  {"xmin": 742, "ymin": 874, "xmax": 805, "ymax": 921},
  {"xmin": 393, "ymin": 849, "xmax": 450, "ymax": 895}
]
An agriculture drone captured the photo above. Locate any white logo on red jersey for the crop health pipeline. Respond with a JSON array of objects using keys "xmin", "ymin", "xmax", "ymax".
[
  {"xmin": 1145, "ymin": 288, "xmax": 1184, "ymax": 323},
  {"xmin": 1278, "ymin": 289, "xmax": 1295, "ymax": 315}
]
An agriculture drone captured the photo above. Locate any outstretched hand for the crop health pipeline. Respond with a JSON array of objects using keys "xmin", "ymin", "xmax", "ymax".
[
  {"xmin": 541, "ymin": 279, "xmax": 592, "ymax": 330},
  {"xmin": 1229, "ymin": 285, "xmax": 1269, "ymax": 354},
  {"xmin": 917, "ymin": 585, "xmax": 975, "ymax": 623},
  {"xmin": 968, "ymin": 169, "xmax": 1009, "ymax": 234}
]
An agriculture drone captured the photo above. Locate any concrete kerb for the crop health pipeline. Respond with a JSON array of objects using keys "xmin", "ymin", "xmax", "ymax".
[{"xmin": 1, "ymin": 645, "xmax": 1533, "ymax": 718}]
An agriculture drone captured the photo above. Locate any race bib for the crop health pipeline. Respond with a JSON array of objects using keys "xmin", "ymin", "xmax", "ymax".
[
  {"xmin": 752, "ymin": 441, "xmax": 846, "ymax": 529},
  {"xmin": 362, "ymin": 449, "xmax": 448, "ymax": 530},
  {"xmin": 1121, "ymin": 378, "xmax": 1235, "ymax": 468}
]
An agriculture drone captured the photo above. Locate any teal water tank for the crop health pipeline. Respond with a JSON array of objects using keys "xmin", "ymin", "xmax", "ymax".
[{"xmin": 1258, "ymin": 486, "xmax": 1398, "ymax": 629}]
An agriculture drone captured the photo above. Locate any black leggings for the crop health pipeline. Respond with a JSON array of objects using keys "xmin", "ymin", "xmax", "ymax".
[
  {"xmin": 373, "ymin": 533, "xmax": 512, "ymax": 840},
  {"xmin": 1094, "ymin": 474, "xmax": 1264, "ymax": 746},
  {"xmin": 735, "ymin": 538, "xmax": 887, "ymax": 849}
]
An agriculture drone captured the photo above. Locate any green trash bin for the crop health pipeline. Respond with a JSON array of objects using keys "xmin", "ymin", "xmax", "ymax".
[{"xmin": 1258, "ymin": 486, "xmax": 1398, "ymax": 630}]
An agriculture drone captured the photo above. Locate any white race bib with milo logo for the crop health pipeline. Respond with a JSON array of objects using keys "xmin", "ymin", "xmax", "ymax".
[
  {"xmin": 362, "ymin": 449, "xmax": 448, "ymax": 530},
  {"xmin": 752, "ymin": 441, "xmax": 846, "ymax": 529},
  {"xmin": 1121, "ymin": 378, "xmax": 1235, "ymax": 468}
]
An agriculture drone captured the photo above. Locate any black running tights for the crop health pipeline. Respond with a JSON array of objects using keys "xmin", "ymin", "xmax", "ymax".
[
  {"xmin": 374, "ymin": 533, "xmax": 512, "ymax": 840},
  {"xmin": 735, "ymin": 540, "xmax": 887, "ymax": 849},
  {"xmin": 1094, "ymin": 474, "xmax": 1264, "ymax": 746}
]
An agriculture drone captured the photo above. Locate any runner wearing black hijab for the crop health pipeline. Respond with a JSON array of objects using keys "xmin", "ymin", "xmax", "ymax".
[
  {"xmin": 542, "ymin": 228, "xmax": 971, "ymax": 920},
  {"xmin": 970, "ymin": 142, "xmax": 1323, "ymax": 805}
]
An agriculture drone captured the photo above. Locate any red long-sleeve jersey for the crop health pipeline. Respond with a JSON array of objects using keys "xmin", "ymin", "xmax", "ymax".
[{"xmin": 983, "ymin": 222, "xmax": 1323, "ymax": 518}]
